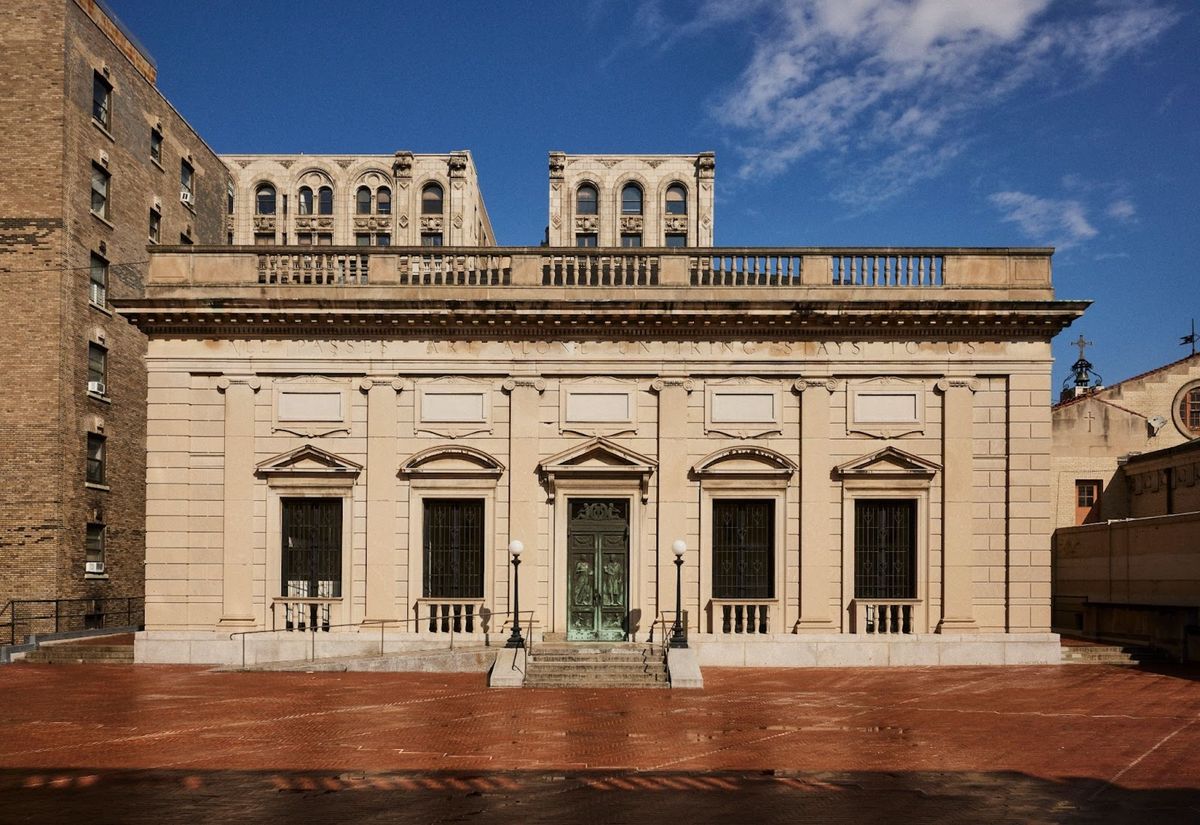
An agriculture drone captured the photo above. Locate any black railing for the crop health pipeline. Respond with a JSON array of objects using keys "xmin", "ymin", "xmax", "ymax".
[{"xmin": 0, "ymin": 597, "xmax": 144, "ymax": 646}]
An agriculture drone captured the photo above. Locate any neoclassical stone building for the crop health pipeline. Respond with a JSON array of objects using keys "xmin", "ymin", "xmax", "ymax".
[{"xmin": 117, "ymin": 170, "xmax": 1087, "ymax": 666}]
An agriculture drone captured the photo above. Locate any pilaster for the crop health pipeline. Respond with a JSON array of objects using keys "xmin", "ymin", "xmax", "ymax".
[
  {"xmin": 217, "ymin": 376, "xmax": 260, "ymax": 626},
  {"xmin": 795, "ymin": 378, "xmax": 837, "ymax": 630},
  {"xmin": 359, "ymin": 377, "xmax": 406, "ymax": 623},
  {"xmin": 937, "ymin": 377, "xmax": 980, "ymax": 632},
  {"xmin": 652, "ymin": 377, "xmax": 695, "ymax": 635},
  {"xmin": 503, "ymin": 376, "xmax": 545, "ymax": 631}
]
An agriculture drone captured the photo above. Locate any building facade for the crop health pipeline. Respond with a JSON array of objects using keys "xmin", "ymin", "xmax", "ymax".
[
  {"xmin": 224, "ymin": 152, "xmax": 494, "ymax": 248},
  {"xmin": 117, "ymin": 243, "xmax": 1085, "ymax": 666},
  {"xmin": 0, "ymin": 0, "xmax": 227, "ymax": 619}
]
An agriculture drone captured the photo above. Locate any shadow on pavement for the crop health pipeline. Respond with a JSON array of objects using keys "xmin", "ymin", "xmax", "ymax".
[{"xmin": 1, "ymin": 767, "xmax": 1197, "ymax": 824}]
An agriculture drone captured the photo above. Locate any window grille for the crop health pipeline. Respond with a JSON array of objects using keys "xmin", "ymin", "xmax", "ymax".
[
  {"xmin": 712, "ymin": 499, "xmax": 774, "ymax": 599},
  {"xmin": 854, "ymin": 499, "xmax": 916, "ymax": 599},
  {"xmin": 281, "ymin": 498, "xmax": 342, "ymax": 601},
  {"xmin": 423, "ymin": 499, "xmax": 484, "ymax": 599}
]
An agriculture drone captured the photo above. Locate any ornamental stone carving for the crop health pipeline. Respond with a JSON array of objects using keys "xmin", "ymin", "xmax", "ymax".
[
  {"xmin": 398, "ymin": 214, "xmax": 409, "ymax": 228},
  {"xmin": 421, "ymin": 216, "xmax": 443, "ymax": 231},
  {"xmin": 317, "ymin": 217, "xmax": 334, "ymax": 229},
  {"xmin": 620, "ymin": 216, "xmax": 643, "ymax": 232},
  {"xmin": 664, "ymin": 216, "xmax": 688, "ymax": 232},
  {"xmin": 575, "ymin": 216, "xmax": 598, "ymax": 232},
  {"xmin": 296, "ymin": 217, "xmax": 314, "ymax": 229},
  {"xmin": 453, "ymin": 214, "xmax": 463, "ymax": 229},
  {"xmin": 253, "ymin": 215, "xmax": 275, "ymax": 230},
  {"xmin": 549, "ymin": 151, "xmax": 566, "ymax": 178},
  {"xmin": 696, "ymin": 152, "xmax": 716, "ymax": 178},
  {"xmin": 392, "ymin": 151, "xmax": 413, "ymax": 176},
  {"xmin": 448, "ymin": 153, "xmax": 468, "ymax": 175}
]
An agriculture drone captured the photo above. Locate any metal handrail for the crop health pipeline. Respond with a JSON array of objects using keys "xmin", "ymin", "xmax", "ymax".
[{"xmin": 1, "ymin": 597, "xmax": 144, "ymax": 646}]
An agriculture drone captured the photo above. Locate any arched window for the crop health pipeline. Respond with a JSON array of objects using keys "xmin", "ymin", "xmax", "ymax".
[
  {"xmin": 317, "ymin": 186, "xmax": 334, "ymax": 215},
  {"xmin": 576, "ymin": 184, "xmax": 598, "ymax": 215},
  {"xmin": 297, "ymin": 186, "xmax": 313, "ymax": 215},
  {"xmin": 356, "ymin": 186, "xmax": 372, "ymax": 215},
  {"xmin": 1180, "ymin": 387, "xmax": 1200, "ymax": 434},
  {"xmin": 255, "ymin": 184, "xmax": 276, "ymax": 215},
  {"xmin": 665, "ymin": 183, "xmax": 688, "ymax": 215},
  {"xmin": 422, "ymin": 182, "xmax": 444, "ymax": 214},
  {"xmin": 376, "ymin": 186, "xmax": 391, "ymax": 215},
  {"xmin": 621, "ymin": 183, "xmax": 643, "ymax": 215}
]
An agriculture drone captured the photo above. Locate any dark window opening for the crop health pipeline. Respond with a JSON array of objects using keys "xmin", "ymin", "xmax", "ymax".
[
  {"xmin": 712, "ymin": 499, "xmax": 775, "ymax": 599},
  {"xmin": 423, "ymin": 499, "xmax": 484, "ymax": 599},
  {"xmin": 854, "ymin": 500, "xmax": 916, "ymax": 599}
]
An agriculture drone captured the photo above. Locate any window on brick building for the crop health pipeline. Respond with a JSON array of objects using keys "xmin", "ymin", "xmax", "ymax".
[
  {"xmin": 421, "ymin": 232, "xmax": 443, "ymax": 247},
  {"xmin": 92, "ymin": 72, "xmax": 112, "ymax": 130},
  {"xmin": 317, "ymin": 186, "xmax": 334, "ymax": 215},
  {"xmin": 376, "ymin": 233, "xmax": 390, "ymax": 247},
  {"xmin": 356, "ymin": 186, "xmax": 372, "ymax": 215},
  {"xmin": 620, "ymin": 232, "xmax": 642, "ymax": 247},
  {"xmin": 1179, "ymin": 387, "xmax": 1200, "ymax": 435},
  {"xmin": 665, "ymin": 183, "xmax": 688, "ymax": 215},
  {"xmin": 150, "ymin": 128, "xmax": 163, "ymax": 165},
  {"xmin": 86, "ymin": 523, "xmax": 106, "ymax": 574},
  {"xmin": 665, "ymin": 232, "xmax": 687, "ymax": 248},
  {"xmin": 621, "ymin": 183, "xmax": 643, "ymax": 215},
  {"xmin": 90, "ymin": 164, "xmax": 110, "ymax": 220},
  {"xmin": 355, "ymin": 233, "xmax": 371, "ymax": 246},
  {"xmin": 254, "ymin": 232, "xmax": 274, "ymax": 245},
  {"xmin": 180, "ymin": 160, "xmax": 195, "ymax": 205},
  {"xmin": 87, "ymin": 343, "xmax": 107, "ymax": 395},
  {"xmin": 86, "ymin": 433, "xmax": 106, "ymax": 485},
  {"xmin": 148, "ymin": 208, "xmax": 161, "ymax": 243},
  {"xmin": 89, "ymin": 253, "xmax": 108, "ymax": 308},
  {"xmin": 422, "ymin": 183, "xmax": 444, "ymax": 215},
  {"xmin": 576, "ymin": 184, "xmax": 598, "ymax": 216},
  {"xmin": 376, "ymin": 187, "xmax": 391, "ymax": 215},
  {"xmin": 227, "ymin": 182, "xmax": 235, "ymax": 214},
  {"xmin": 316, "ymin": 233, "xmax": 333, "ymax": 246},
  {"xmin": 1075, "ymin": 480, "xmax": 1101, "ymax": 525},
  {"xmin": 255, "ymin": 184, "xmax": 276, "ymax": 215},
  {"xmin": 575, "ymin": 233, "xmax": 598, "ymax": 247},
  {"xmin": 297, "ymin": 186, "xmax": 313, "ymax": 216}
]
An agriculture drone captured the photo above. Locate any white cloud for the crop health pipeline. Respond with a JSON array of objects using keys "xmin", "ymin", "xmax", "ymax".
[
  {"xmin": 1106, "ymin": 199, "xmax": 1137, "ymax": 222},
  {"xmin": 640, "ymin": 0, "xmax": 1179, "ymax": 204},
  {"xmin": 988, "ymin": 191, "xmax": 1098, "ymax": 249}
]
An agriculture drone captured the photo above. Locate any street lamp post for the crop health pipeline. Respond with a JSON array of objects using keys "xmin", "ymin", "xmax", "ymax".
[
  {"xmin": 669, "ymin": 539, "xmax": 688, "ymax": 648},
  {"xmin": 505, "ymin": 540, "xmax": 525, "ymax": 649}
]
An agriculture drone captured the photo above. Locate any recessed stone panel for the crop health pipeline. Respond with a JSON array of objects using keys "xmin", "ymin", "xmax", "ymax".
[{"xmin": 278, "ymin": 391, "xmax": 342, "ymax": 422}]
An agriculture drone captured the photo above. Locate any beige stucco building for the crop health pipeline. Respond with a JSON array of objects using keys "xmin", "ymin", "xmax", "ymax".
[{"xmin": 116, "ymin": 212, "xmax": 1086, "ymax": 667}]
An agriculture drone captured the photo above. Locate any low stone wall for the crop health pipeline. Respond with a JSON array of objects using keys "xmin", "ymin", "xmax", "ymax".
[{"xmin": 693, "ymin": 633, "xmax": 1062, "ymax": 667}]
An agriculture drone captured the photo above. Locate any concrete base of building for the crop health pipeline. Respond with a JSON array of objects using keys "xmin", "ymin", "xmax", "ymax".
[
  {"xmin": 692, "ymin": 633, "xmax": 1063, "ymax": 667},
  {"xmin": 488, "ymin": 647, "xmax": 527, "ymax": 687},
  {"xmin": 666, "ymin": 646, "xmax": 704, "ymax": 688}
]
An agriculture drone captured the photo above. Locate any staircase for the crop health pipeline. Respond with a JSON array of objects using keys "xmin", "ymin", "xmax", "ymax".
[
  {"xmin": 21, "ymin": 634, "xmax": 135, "ymax": 665},
  {"xmin": 524, "ymin": 643, "xmax": 669, "ymax": 688},
  {"xmin": 1060, "ymin": 641, "xmax": 1145, "ymax": 666}
]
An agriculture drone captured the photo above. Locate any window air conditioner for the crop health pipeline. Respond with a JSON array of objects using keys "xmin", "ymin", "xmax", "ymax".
[
  {"xmin": 85, "ymin": 561, "xmax": 105, "ymax": 575},
  {"xmin": 180, "ymin": 191, "xmax": 193, "ymax": 205},
  {"xmin": 88, "ymin": 380, "xmax": 106, "ymax": 395}
]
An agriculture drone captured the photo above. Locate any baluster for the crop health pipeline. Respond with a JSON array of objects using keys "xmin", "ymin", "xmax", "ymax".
[
  {"xmin": 879, "ymin": 605, "xmax": 890, "ymax": 634},
  {"xmin": 722, "ymin": 604, "xmax": 732, "ymax": 634},
  {"xmin": 759, "ymin": 605, "xmax": 768, "ymax": 634},
  {"xmin": 466, "ymin": 604, "xmax": 475, "ymax": 633},
  {"xmin": 746, "ymin": 605, "xmax": 757, "ymax": 633},
  {"xmin": 902, "ymin": 605, "xmax": 911, "ymax": 634},
  {"xmin": 427, "ymin": 604, "xmax": 436, "ymax": 633},
  {"xmin": 452, "ymin": 604, "xmax": 463, "ymax": 634},
  {"xmin": 734, "ymin": 604, "xmax": 745, "ymax": 634}
]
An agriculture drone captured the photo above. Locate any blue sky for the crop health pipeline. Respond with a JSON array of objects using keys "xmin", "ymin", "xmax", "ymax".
[{"xmin": 108, "ymin": 0, "xmax": 1198, "ymax": 388}]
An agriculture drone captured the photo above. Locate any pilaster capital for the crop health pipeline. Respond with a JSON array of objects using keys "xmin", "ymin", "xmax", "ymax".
[
  {"xmin": 793, "ymin": 377, "xmax": 838, "ymax": 393},
  {"xmin": 356, "ymin": 377, "xmax": 408, "ymax": 393},
  {"xmin": 650, "ymin": 377, "xmax": 695, "ymax": 393},
  {"xmin": 502, "ymin": 376, "xmax": 546, "ymax": 394},
  {"xmin": 935, "ymin": 377, "xmax": 981, "ymax": 394},
  {"xmin": 217, "ymin": 376, "xmax": 261, "ymax": 393}
]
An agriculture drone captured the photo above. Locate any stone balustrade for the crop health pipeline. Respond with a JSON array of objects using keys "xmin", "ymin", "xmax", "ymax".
[
  {"xmin": 852, "ymin": 600, "xmax": 919, "ymax": 635},
  {"xmin": 712, "ymin": 599, "xmax": 774, "ymax": 634},
  {"xmin": 271, "ymin": 596, "xmax": 338, "ymax": 632},
  {"xmin": 419, "ymin": 599, "xmax": 486, "ymax": 634},
  {"xmin": 145, "ymin": 246, "xmax": 1053, "ymax": 293}
]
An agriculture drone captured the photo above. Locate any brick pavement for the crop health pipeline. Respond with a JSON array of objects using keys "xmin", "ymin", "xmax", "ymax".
[{"xmin": 0, "ymin": 663, "xmax": 1197, "ymax": 823}]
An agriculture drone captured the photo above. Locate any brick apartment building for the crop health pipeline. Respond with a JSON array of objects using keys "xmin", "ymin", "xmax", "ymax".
[{"xmin": 0, "ymin": 0, "xmax": 227, "ymax": 617}]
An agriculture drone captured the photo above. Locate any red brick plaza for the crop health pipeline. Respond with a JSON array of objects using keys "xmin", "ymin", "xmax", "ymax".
[{"xmin": 1, "ymin": 663, "xmax": 1198, "ymax": 823}]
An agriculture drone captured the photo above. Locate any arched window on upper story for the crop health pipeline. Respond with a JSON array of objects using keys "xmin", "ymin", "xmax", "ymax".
[
  {"xmin": 297, "ymin": 186, "xmax": 313, "ymax": 215},
  {"xmin": 317, "ymin": 186, "xmax": 334, "ymax": 215},
  {"xmin": 1179, "ymin": 386, "xmax": 1200, "ymax": 435},
  {"xmin": 422, "ymin": 182, "xmax": 444, "ymax": 214},
  {"xmin": 255, "ymin": 184, "xmax": 276, "ymax": 215},
  {"xmin": 665, "ymin": 183, "xmax": 688, "ymax": 215},
  {"xmin": 621, "ymin": 183, "xmax": 643, "ymax": 215},
  {"xmin": 576, "ymin": 184, "xmax": 599, "ymax": 215},
  {"xmin": 356, "ymin": 186, "xmax": 372, "ymax": 215},
  {"xmin": 376, "ymin": 186, "xmax": 391, "ymax": 215}
]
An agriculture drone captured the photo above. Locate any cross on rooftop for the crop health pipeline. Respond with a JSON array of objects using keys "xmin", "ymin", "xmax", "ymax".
[{"xmin": 1072, "ymin": 335, "xmax": 1093, "ymax": 361}]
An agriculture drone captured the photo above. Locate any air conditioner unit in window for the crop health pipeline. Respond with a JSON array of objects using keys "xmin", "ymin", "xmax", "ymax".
[
  {"xmin": 87, "ymin": 380, "xmax": 106, "ymax": 395},
  {"xmin": 180, "ymin": 191, "xmax": 193, "ymax": 205},
  {"xmin": 85, "ymin": 561, "xmax": 105, "ymax": 575}
]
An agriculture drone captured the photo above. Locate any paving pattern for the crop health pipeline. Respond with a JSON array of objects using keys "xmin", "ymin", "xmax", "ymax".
[{"xmin": 1, "ymin": 662, "xmax": 1198, "ymax": 823}]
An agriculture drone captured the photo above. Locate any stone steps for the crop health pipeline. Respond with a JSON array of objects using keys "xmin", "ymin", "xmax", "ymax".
[
  {"xmin": 524, "ymin": 643, "xmax": 668, "ymax": 689},
  {"xmin": 1060, "ymin": 644, "xmax": 1138, "ymax": 666},
  {"xmin": 22, "ymin": 643, "xmax": 134, "ymax": 665}
]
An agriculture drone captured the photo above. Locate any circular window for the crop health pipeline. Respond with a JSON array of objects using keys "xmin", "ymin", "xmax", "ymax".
[{"xmin": 1172, "ymin": 380, "xmax": 1200, "ymax": 438}]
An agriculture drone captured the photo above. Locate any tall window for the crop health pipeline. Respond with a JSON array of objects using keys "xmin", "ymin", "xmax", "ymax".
[
  {"xmin": 356, "ymin": 186, "xmax": 372, "ymax": 215},
  {"xmin": 376, "ymin": 187, "xmax": 391, "ymax": 215},
  {"xmin": 180, "ymin": 160, "xmax": 194, "ymax": 203},
  {"xmin": 255, "ymin": 184, "xmax": 276, "ymax": 215},
  {"xmin": 576, "ymin": 184, "xmax": 598, "ymax": 215},
  {"xmin": 712, "ymin": 500, "xmax": 774, "ymax": 599},
  {"xmin": 297, "ymin": 186, "xmax": 313, "ymax": 215},
  {"xmin": 227, "ymin": 182, "xmax": 235, "ymax": 214},
  {"xmin": 281, "ymin": 498, "xmax": 342, "ymax": 629},
  {"xmin": 86, "ymin": 433, "xmax": 106, "ymax": 485},
  {"xmin": 423, "ymin": 499, "xmax": 484, "ymax": 598},
  {"xmin": 90, "ymin": 164, "xmax": 110, "ymax": 219},
  {"xmin": 317, "ymin": 186, "xmax": 334, "ymax": 215},
  {"xmin": 854, "ymin": 500, "xmax": 916, "ymax": 599},
  {"xmin": 150, "ymin": 128, "xmax": 163, "ymax": 164},
  {"xmin": 1179, "ymin": 387, "xmax": 1200, "ymax": 434},
  {"xmin": 86, "ymin": 523, "xmax": 106, "ymax": 573},
  {"xmin": 148, "ymin": 208, "xmax": 160, "ymax": 243},
  {"xmin": 87, "ymin": 343, "xmax": 106, "ymax": 394},
  {"xmin": 621, "ymin": 183, "xmax": 643, "ymax": 215},
  {"xmin": 422, "ymin": 183, "xmax": 444, "ymax": 214},
  {"xmin": 1075, "ymin": 480, "xmax": 1102, "ymax": 525},
  {"xmin": 665, "ymin": 183, "xmax": 688, "ymax": 215},
  {"xmin": 89, "ymin": 253, "xmax": 108, "ymax": 307},
  {"xmin": 92, "ymin": 72, "xmax": 111, "ymax": 130}
]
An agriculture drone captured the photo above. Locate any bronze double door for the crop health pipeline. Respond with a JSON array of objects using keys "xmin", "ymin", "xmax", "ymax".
[{"xmin": 566, "ymin": 498, "xmax": 629, "ymax": 642}]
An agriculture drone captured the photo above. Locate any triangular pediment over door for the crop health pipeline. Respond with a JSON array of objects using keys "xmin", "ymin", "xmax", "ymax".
[{"xmin": 538, "ymin": 437, "xmax": 657, "ymax": 502}]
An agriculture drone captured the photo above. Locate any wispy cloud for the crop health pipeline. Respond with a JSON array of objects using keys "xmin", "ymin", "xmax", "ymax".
[
  {"xmin": 635, "ymin": 0, "xmax": 1180, "ymax": 206},
  {"xmin": 1106, "ymin": 199, "xmax": 1137, "ymax": 222},
  {"xmin": 988, "ymin": 191, "xmax": 1098, "ymax": 249}
]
